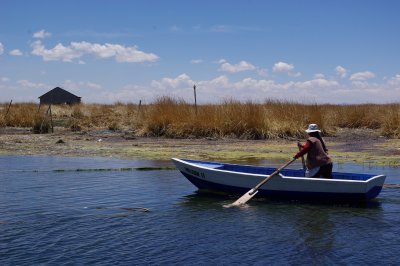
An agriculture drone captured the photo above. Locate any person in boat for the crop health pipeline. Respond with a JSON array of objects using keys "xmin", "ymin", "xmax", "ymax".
[{"xmin": 294, "ymin": 124, "xmax": 333, "ymax": 178}]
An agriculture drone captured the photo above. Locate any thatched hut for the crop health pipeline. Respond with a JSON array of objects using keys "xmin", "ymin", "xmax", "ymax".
[{"xmin": 39, "ymin": 87, "xmax": 81, "ymax": 105}]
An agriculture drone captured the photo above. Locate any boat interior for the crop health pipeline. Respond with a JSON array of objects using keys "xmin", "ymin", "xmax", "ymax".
[{"xmin": 183, "ymin": 159, "xmax": 377, "ymax": 181}]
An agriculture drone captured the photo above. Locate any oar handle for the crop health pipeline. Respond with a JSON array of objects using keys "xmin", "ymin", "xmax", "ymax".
[
  {"xmin": 250, "ymin": 158, "xmax": 296, "ymax": 194},
  {"xmin": 297, "ymin": 141, "xmax": 306, "ymax": 171}
]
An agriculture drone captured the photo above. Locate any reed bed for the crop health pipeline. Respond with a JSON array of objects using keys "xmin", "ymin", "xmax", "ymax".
[{"xmin": 1, "ymin": 98, "xmax": 399, "ymax": 138}]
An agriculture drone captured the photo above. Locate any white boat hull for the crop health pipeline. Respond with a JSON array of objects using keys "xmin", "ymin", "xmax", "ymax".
[{"xmin": 172, "ymin": 158, "xmax": 386, "ymax": 201}]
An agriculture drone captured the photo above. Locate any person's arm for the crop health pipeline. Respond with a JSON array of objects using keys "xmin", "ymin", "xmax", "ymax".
[{"xmin": 294, "ymin": 140, "xmax": 312, "ymax": 159}]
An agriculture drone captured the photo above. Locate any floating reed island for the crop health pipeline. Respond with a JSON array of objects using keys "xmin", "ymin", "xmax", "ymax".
[{"xmin": 1, "ymin": 97, "xmax": 399, "ymax": 139}]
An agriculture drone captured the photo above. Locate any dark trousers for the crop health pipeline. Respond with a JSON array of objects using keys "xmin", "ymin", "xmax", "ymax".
[{"xmin": 313, "ymin": 163, "xmax": 333, "ymax": 179}]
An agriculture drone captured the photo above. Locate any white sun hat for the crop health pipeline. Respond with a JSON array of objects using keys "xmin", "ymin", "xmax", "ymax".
[{"xmin": 305, "ymin": 123, "xmax": 321, "ymax": 133}]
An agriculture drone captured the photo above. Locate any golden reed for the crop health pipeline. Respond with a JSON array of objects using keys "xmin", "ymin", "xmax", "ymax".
[{"xmin": 1, "ymin": 97, "xmax": 399, "ymax": 138}]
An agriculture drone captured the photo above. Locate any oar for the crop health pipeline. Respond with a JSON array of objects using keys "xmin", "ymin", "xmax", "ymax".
[
  {"xmin": 297, "ymin": 141, "xmax": 306, "ymax": 172},
  {"xmin": 224, "ymin": 158, "xmax": 296, "ymax": 207}
]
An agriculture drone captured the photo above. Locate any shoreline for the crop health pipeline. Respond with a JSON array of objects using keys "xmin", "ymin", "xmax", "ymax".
[{"xmin": 0, "ymin": 127, "xmax": 399, "ymax": 166}]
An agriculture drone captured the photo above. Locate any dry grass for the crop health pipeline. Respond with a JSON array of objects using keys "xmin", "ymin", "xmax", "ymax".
[{"xmin": 1, "ymin": 98, "xmax": 399, "ymax": 138}]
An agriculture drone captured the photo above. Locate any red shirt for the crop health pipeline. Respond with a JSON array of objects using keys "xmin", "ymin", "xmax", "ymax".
[
  {"xmin": 295, "ymin": 137, "xmax": 332, "ymax": 169},
  {"xmin": 295, "ymin": 140, "xmax": 312, "ymax": 159}
]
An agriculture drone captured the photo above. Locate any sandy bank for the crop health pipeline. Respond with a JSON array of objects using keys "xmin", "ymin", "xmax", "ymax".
[{"xmin": 0, "ymin": 127, "xmax": 399, "ymax": 166}]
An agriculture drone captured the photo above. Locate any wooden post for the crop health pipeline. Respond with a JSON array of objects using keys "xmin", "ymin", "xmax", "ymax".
[
  {"xmin": 49, "ymin": 104, "xmax": 54, "ymax": 133},
  {"xmin": 5, "ymin": 100, "xmax": 12, "ymax": 117},
  {"xmin": 138, "ymin": 100, "xmax": 142, "ymax": 117},
  {"xmin": 135, "ymin": 99, "xmax": 142, "ymax": 123},
  {"xmin": 193, "ymin": 84, "xmax": 197, "ymax": 115}
]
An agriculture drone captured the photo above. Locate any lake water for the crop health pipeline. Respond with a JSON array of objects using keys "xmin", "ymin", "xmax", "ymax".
[{"xmin": 1, "ymin": 155, "xmax": 399, "ymax": 265}]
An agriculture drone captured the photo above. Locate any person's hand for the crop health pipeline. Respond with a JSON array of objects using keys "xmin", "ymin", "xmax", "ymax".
[{"xmin": 297, "ymin": 142, "xmax": 303, "ymax": 148}]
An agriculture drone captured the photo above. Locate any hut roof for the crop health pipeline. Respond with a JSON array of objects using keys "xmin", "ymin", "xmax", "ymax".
[{"xmin": 39, "ymin": 87, "xmax": 80, "ymax": 99}]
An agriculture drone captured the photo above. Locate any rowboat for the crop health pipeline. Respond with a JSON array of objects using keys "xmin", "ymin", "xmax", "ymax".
[{"xmin": 172, "ymin": 158, "xmax": 386, "ymax": 201}]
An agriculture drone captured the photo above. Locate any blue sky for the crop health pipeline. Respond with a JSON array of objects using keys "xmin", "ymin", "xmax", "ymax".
[{"xmin": 1, "ymin": 0, "xmax": 400, "ymax": 104}]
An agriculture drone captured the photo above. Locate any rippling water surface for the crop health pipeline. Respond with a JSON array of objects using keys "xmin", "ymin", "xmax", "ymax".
[{"xmin": 1, "ymin": 155, "xmax": 399, "ymax": 265}]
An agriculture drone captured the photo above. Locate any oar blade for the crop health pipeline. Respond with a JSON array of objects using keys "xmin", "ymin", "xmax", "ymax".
[
  {"xmin": 223, "ymin": 189, "xmax": 259, "ymax": 208},
  {"xmin": 223, "ymin": 158, "xmax": 296, "ymax": 208}
]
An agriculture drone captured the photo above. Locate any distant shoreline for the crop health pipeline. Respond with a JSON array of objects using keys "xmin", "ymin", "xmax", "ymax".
[
  {"xmin": 0, "ymin": 127, "xmax": 398, "ymax": 166},
  {"xmin": 1, "ymin": 101, "xmax": 399, "ymax": 139}
]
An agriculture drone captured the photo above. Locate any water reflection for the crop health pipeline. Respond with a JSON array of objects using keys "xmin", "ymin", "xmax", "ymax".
[
  {"xmin": 1, "ymin": 155, "xmax": 398, "ymax": 265},
  {"xmin": 296, "ymin": 206, "xmax": 335, "ymax": 260},
  {"xmin": 181, "ymin": 189, "xmax": 383, "ymax": 209},
  {"xmin": 179, "ymin": 191, "xmax": 232, "ymax": 210}
]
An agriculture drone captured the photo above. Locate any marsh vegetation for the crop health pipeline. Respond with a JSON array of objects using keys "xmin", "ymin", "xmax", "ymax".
[{"xmin": 1, "ymin": 97, "xmax": 399, "ymax": 138}]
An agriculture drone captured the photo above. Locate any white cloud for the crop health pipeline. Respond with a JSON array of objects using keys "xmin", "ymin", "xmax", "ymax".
[
  {"xmin": 61, "ymin": 80, "xmax": 102, "ymax": 93},
  {"xmin": 232, "ymin": 77, "xmax": 280, "ymax": 91},
  {"xmin": 257, "ymin": 68, "xmax": 269, "ymax": 77},
  {"xmin": 336, "ymin": 65, "xmax": 347, "ymax": 78},
  {"xmin": 9, "ymin": 49, "xmax": 23, "ymax": 56},
  {"xmin": 31, "ymin": 40, "xmax": 80, "ymax": 62},
  {"xmin": 0, "ymin": 42, "xmax": 4, "ymax": 55},
  {"xmin": 350, "ymin": 71, "xmax": 375, "ymax": 81},
  {"xmin": 4, "ymin": 68, "xmax": 399, "ymax": 104},
  {"xmin": 387, "ymin": 74, "xmax": 400, "ymax": 86},
  {"xmin": 0, "ymin": 81, "xmax": 51, "ymax": 102},
  {"xmin": 33, "ymin": 29, "xmax": 52, "ymax": 39},
  {"xmin": 295, "ymin": 78, "xmax": 339, "ymax": 89},
  {"xmin": 273, "ymin": 61, "xmax": 294, "ymax": 73},
  {"xmin": 272, "ymin": 61, "xmax": 300, "ymax": 77},
  {"xmin": 218, "ymin": 60, "xmax": 256, "ymax": 73},
  {"xmin": 87, "ymin": 82, "xmax": 102, "ymax": 90},
  {"xmin": 94, "ymin": 86, "xmax": 151, "ymax": 103},
  {"xmin": 8, "ymin": 72, "xmax": 398, "ymax": 104},
  {"xmin": 289, "ymin": 71, "xmax": 302, "ymax": 78},
  {"xmin": 151, "ymin": 73, "xmax": 194, "ymax": 89},
  {"xmin": 17, "ymin": 80, "xmax": 47, "ymax": 89},
  {"xmin": 140, "ymin": 74, "xmax": 339, "ymax": 104},
  {"xmin": 191, "ymin": 59, "xmax": 204, "ymax": 64},
  {"xmin": 31, "ymin": 40, "xmax": 159, "ymax": 63},
  {"xmin": 71, "ymin": 42, "xmax": 159, "ymax": 63},
  {"xmin": 202, "ymin": 75, "xmax": 230, "ymax": 88}
]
